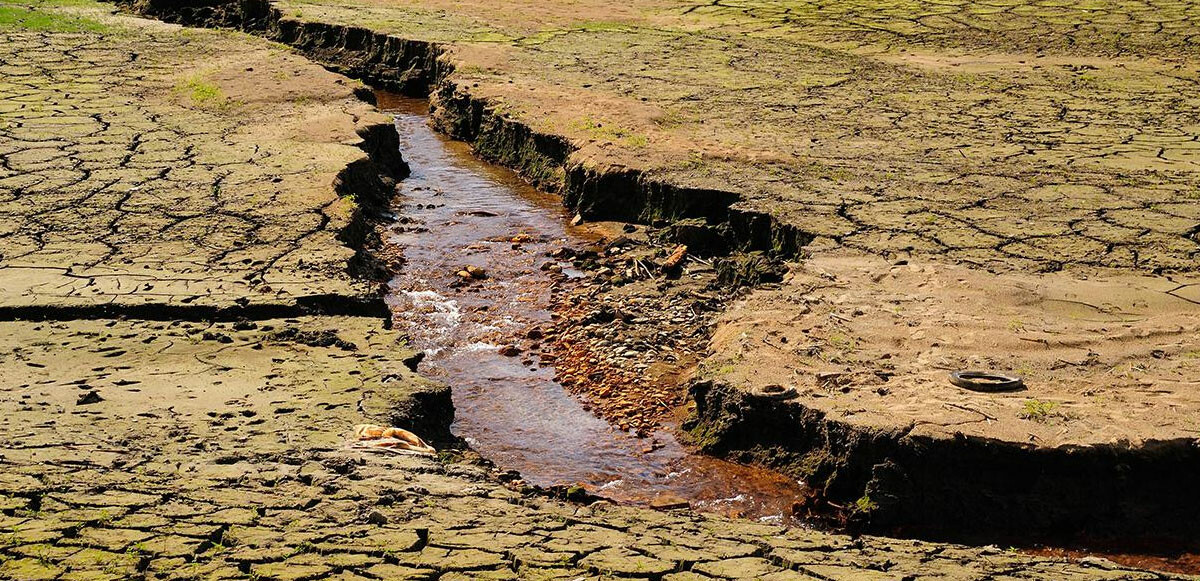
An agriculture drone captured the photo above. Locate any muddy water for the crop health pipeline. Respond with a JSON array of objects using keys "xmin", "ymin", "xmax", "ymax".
[{"xmin": 378, "ymin": 95, "xmax": 806, "ymax": 523}]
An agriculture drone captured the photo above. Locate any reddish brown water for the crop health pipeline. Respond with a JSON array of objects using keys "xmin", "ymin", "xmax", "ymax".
[{"xmin": 379, "ymin": 95, "xmax": 807, "ymax": 523}]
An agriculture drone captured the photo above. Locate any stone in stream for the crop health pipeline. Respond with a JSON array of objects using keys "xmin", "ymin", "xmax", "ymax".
[{"xmin": 649, "ymin": 494, "xmax": 689, "ymax": 510}]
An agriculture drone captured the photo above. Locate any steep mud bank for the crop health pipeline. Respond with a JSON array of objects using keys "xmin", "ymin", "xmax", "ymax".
[
  {"xmin": 378, "ymin": 97, "xmax": 807, "ymax": 522},
  {"xmin": 113, "ymin": 0, "xmax": 812, "ymax": 262},
  {"xmin": 108, "ymin": 0, "xmax": 813, "ymax": 516},
  {"xmin": 107, "ymin": 0, "xmax": 1200, "ymax": 563},
  {"xmin": 0, "ymin": 112, "xmax": 402, "ymax": 324},
  {"xmin": 686, "ymin": 256, "xmax": 1200, "ymax": 557},
  {"xmin": 687, "ymin": 380, "xmax": 1200, "ymax": 549}
]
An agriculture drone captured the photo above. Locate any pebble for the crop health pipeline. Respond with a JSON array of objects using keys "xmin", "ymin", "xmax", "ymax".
[{"xmin": 649, "ymin": 494, "xmax": 690, "ymax": 510}]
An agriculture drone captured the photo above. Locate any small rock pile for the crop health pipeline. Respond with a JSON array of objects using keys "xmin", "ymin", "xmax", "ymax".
[{"xmin": 542, "ymin": 227, "xmax": 727, "ymax": 435}]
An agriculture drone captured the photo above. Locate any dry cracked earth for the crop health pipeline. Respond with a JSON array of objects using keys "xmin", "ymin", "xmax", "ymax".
[
  {"xmin": 264, "ymin": 0, "xmax": 1200, "ymax": 507},
  {"xmin": 1, "ymin": 1, "xmax": 1198, "ymax": 580},
  {"xmin": 0, "ymin": 7, "xmax": 383, "ymax": 312},
  {"xmin": 279, "ymin": 0, "xmax": 1200, "ymax": 272}
]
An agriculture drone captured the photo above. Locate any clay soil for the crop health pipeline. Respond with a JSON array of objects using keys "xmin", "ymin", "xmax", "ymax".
[
  {"xmin": 705, "ymin": 254, "xmax": 1200, "ymax": 449},
  {"xmin": 3, "ymin": 0, "xmax": 1200, "ymax": 578}
]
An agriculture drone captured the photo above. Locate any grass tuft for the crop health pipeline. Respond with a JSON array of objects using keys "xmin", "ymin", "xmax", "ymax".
[
  {"xmin": 1020, "ymin": 399, "xmax": 1060, "ymax": 423},
  {"xmin": 176, "ymin": 74, "xmax": 234, "ymax": 110}
]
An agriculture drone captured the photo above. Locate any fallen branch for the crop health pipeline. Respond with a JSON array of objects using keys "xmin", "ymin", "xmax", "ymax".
[{"xmin": 943, "ymin": 402, "xmax": 997, "ymax": 422}]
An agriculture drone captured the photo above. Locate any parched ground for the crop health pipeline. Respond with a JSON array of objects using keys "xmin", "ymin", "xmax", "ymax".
[
  {"xmin": 0, "ymin": 1, "xmax": 387, "ymax": 311},
  {"xmin": 264, "ymin": 0, "xmax": 1200, "ymax": 466},
  {"xmin": 5, "ymin": 1, "xmax": 1187, "ymax": 580},
  {"xmin": 275, "ymin": 0, "xmax": 1200, "ymax": 272},
  {"xmin": 705, "ymin": 255, "xmax": 1200, "ymax": 448},
  {"xmin": 5, "ymin": 318, "xmax": 1182, "ymax": 581},
  {"xmin": 248, "ymin": 0, "xmax": 1200, "ymax": 549}
]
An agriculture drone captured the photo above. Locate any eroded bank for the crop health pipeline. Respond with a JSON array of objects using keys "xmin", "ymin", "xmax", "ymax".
[{"xmin": 108, "ymin": 0, "xmax": 1200, "ymax": 561}]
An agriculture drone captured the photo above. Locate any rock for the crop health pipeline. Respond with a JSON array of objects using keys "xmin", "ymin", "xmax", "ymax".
[
  {"xmin": 565, "ymin": 484, "xmax": 588, "ymax": 501},
  {"xmin": 816, "ymin": 371, "xmax": 845, "ymax": 382},
  {"xmin": 605, "ymin": 235, "xmax": 631, "ymax": 250},
  {"xmin": 498, "ymin": 345, "xmax": 522, "ymax": 357},
  {"xmin": 649, "ymin": 494, "xmax": 689, "ymax": 510},
  {"xmin": 76, "ymin": 390, "xmax": 103, "ymax": 405},
  {"xmin": 465, "ymin": 265, "xmax": 487, "ymax": 279},
  {"xmin": 570, "ymin": 214, "xmax": 584, "ymax": 226},
  {"xmin": 755, "ymin": 384, "xmax": 799, "ymax": 400},
  {"xmin": 715, "ymin": 251, "xmax": 788, "ymax": 288},
  {"xmin": 641, "ymin": 440, "xmax": 664, "ymax": 454}
]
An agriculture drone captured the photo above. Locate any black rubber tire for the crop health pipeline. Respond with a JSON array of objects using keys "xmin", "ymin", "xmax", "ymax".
[{"xmin": 949, "ymin": 370, "xmax": 1024, "ymax": 392}]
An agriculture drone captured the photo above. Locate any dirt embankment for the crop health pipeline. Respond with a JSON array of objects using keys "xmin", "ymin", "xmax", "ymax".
[
  {"xmin": 110, "ymin": 0, "xmax": 1200, "ymax": 556},
  {"xmin": 111, "ymin": 0, "xmax": 806, "ymax": 439},
  {"xmin": 113, "ymin": 0, "xmax": 812, "ymax": 266},
  {"xmin": 687, "ymin": 256, "xmax": 1200, "ymax": 548},
  {"xmin": 7, "ymin": 3, "xmax": 1198, "ymax": 579},
  {"xmin": 0, "ymin": 0, "xmax": 454, "ymax": 442}
]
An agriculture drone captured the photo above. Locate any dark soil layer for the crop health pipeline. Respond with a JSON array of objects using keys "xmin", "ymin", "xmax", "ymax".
[
  {"xmin": 114, "ymin": 0, "xmax": 812, "ymax": 262},
  {"xmin": 686, "ymin": 380, "xmax": 1200, "ymax": 549},
  {"xmin": 112, "ymin": 0, "xmax": 1200, "ymax": 555}
]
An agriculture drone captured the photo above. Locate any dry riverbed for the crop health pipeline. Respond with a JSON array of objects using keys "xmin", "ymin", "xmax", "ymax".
[{"xmin": 2, "ymin": 0, "xmax": 1199, "ymax": 579}]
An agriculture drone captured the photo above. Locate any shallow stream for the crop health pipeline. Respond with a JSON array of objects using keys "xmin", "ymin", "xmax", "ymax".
[{"xmin": 378, "ymin": 95, "xmax": 806, "ymax": 523}]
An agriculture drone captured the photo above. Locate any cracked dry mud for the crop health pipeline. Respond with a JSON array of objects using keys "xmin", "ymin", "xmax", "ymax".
[
  {"xmin": 4, "ymin": 317, "xmax": 1178, "ymax": 581},
  {"xmin": 272, "ymin": 0, "xmax": 1200, "ymax": 273},
  {"xmin": 0, "ymin": 13, "xmax": 392, "ymax": 313},
  {"xmin": 245, "ymin": 0, "xmax": 1200, "ymax": 543},
  {"xmin": 703, "ymin": 256, "xmax": 1200, "ymax": 449},
  {"xmin": 1, "ymin": 1, "xmax": 1198, "ymax": 580}
]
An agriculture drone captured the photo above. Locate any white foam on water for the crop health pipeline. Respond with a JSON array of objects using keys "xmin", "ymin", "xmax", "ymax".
[
  {"xmin": 462, "ymin": 341, "xmax": 501, "ymax": 352},
  {"xmin": 709, "ymin": 494, "xmax": 748, "ymax": 505},
  {"xmin": 598, "ymin": 479, "xmax": 625, "ymax": 492},
  {"xmin": 402, "ymin": 289, "xmax": 461, "ymax": 327}
]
